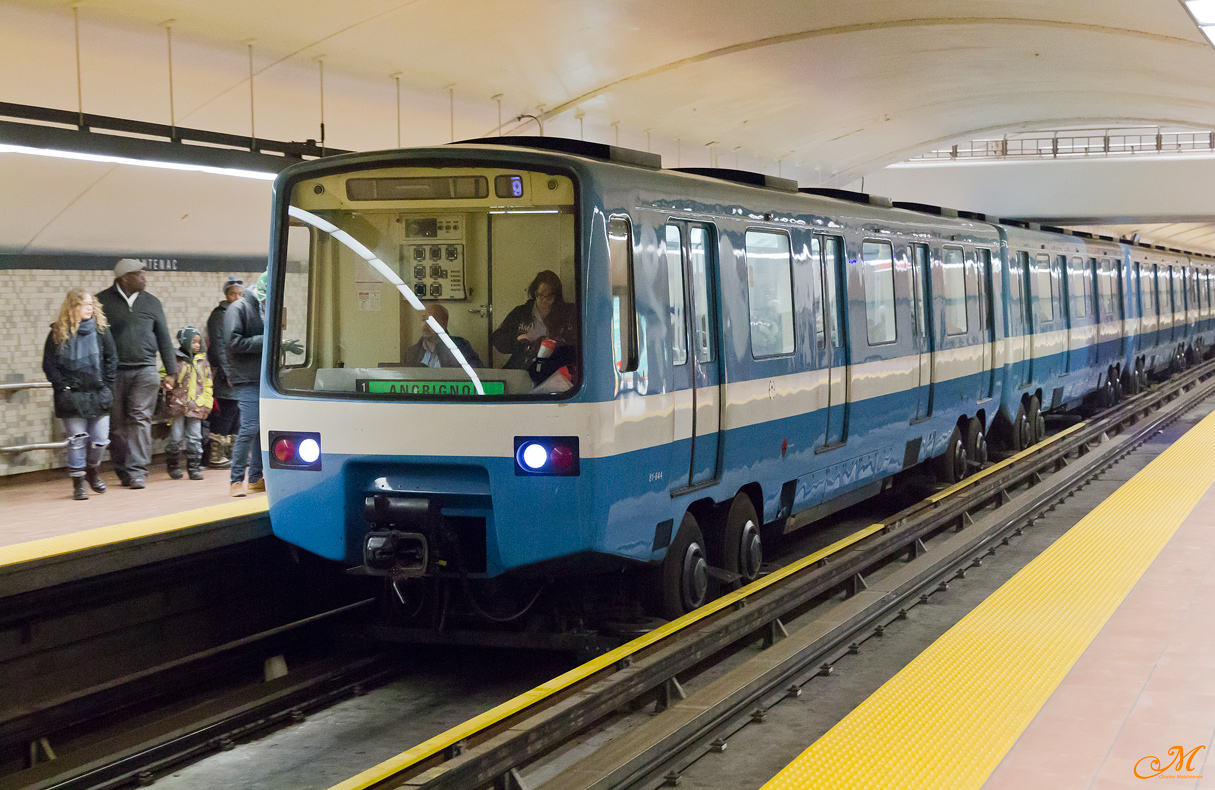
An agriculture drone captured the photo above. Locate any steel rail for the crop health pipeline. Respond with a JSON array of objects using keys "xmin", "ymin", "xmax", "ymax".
[{"xmin": 332, "ymin": 357, "xmax": 1215, "ymax": 790}]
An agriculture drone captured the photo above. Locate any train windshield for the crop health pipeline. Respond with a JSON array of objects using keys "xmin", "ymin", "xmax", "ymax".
[{"xmin": 273, "ymin": 164, "xmax": 580, "ymax": 400}]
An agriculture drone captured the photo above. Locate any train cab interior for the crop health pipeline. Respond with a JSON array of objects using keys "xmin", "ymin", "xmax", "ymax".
[{"xmin": 273, "ymin": 167, "xmax": 581, "ymax": 398}]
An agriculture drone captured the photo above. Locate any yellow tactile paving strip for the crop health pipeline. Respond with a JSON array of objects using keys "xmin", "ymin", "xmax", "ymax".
[
  {"xmin": 764, "ymin": 409, "xmax": 1215, "ymax": 790},
  {"xmin": 0, "ymin": 497, "xmax": 268, "ymax": 568}
]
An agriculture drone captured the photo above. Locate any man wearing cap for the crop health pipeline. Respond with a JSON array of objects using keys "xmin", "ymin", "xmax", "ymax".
[
  {"xmin": 95, "ymin": 258, "xmax": 178, "ymax": 489},
  {"xmin": 204, "ymin": 276, "xmax": 244, "ymax": 468}
]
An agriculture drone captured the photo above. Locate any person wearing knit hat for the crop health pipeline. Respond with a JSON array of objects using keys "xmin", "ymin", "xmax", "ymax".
[
  {"xmin": 95, "ymin": 258, "xmax": 178, "ymax": 489},
  {"xmin": 204, "ymin": 276, "xmax": 245, "ymax": 469}
]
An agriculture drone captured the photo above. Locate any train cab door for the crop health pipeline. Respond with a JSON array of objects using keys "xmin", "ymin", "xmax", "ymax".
[
  {"xmin": 819, "ymin": 235, "xmax": 849, "ymax": 446},
  {"xmin": 664, "ymin": 221, "xmax": 722, "ymax": 489},
  {"xmin": 910, "ymin": 243, "xmax": 934, "ymax": 420}
]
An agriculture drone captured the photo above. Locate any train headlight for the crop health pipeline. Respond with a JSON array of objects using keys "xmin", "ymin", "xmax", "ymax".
[
  {"xmin": 268, "ymin": 431, "xmax": 322, "ymax": 471},
  {"xmin": 514, "ymin": 436, "xmax": 580, "ymax": 476}
]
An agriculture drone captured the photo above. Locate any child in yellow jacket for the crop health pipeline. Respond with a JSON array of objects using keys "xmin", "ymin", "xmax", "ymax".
[{"xmin": 162, "ymin": 327, "xmax": 214, "ymax": 480}]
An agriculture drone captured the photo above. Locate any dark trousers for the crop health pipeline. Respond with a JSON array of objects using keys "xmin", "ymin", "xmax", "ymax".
[
  {"xmin": 109, "ymin": 366, "xmax": 160, "ymax": 480},
  {"xmin": 230, "ymin": 384, "xmax": 262, "ymax": 484},
  {"xmin": 207, "ymin": 397, "xmax": 241, "ymax": 435}
]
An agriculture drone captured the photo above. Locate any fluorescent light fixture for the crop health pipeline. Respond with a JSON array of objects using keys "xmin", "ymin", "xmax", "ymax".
[
  {"xmin": 1188, "ymin": 0, "xmax": 1215, "ymax": 24},
  {"xmin": 0, "ymin": 142, "xmax": 277, "ymax": 180}
]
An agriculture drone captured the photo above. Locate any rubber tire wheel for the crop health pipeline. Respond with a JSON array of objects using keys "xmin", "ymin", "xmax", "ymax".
[
  {"xmin": 1028, "ymin": 396, "xmax": 1046, "ymax": 444},
  {"xmin": 965, "ymin": 417, "xmax": 987, "ymax": 470},
  {"xmin": 1138, "ymin": 366, "xmax": 1149, "ymax": 392},
  {"xmin": 937, "ymin": 425, "xmax": 967, "ymax": 484},
  {"xmin": 716, "ymin": 494, "xmax": 763, "ymax": 586},
  {"xmin": 1011, "ymin": 404, "xmax": 1032, "ymax": 452},
  {"xmin": 1111, "ymin": 369, "xmax": 1123, "ymax": 404},
  {"xmin": 656, "ymin": 513, "xmax": 710, "ymax": 620},
  {"xmin": 1121, "ymin": 369, "xmax": 1137, "ymax": 397}
]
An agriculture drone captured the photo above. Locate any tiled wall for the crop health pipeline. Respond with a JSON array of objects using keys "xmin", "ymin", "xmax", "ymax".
[{"xmin": 1, "ymin": 268, "xmax": 264, "ymax": 476}]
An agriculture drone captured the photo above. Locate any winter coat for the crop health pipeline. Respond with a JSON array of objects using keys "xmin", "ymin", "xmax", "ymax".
[
  {"xmin": 490, "ymin": 301, "xmax": 579, "ymax": 369},
  {"xmin": 95, "ymin": 282, "xmax": 178, "ymax": 375},
  {"xmin": 162, "ymin": 350, "xmax": 214, "ymax": 420},
  {"xmin": 223, "ymin": 289, "xmax": 264, "ymax": 386},
  {"xmin": 42, "ymin": 321, "xmax": 118, "ymax": 419},
  {"xmin": 206, "ymin": 300, "xmax": 233, "ymax": 399},
  {"xmin": 403, "ymin": 335, "xmax": 483, "ymax": 369}
]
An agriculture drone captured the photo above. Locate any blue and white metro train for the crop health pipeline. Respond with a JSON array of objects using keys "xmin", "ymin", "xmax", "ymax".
[{"xmin": 260, "ymin": 137, "xmax": 1215, "ymax": 622}]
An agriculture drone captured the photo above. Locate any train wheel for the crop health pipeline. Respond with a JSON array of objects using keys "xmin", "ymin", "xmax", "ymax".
[
  {"xmin": 1138, "ymin": 364, "xmax": 1149, "ymax": 391},
  {"xmin": 965, "ymin": 417, "xmax": 988, "ymax": 469},
  {"xmin": 1028, "ymin": 396, "xmax": 1046, "ymax": 444},
  {"xmin": 716, "ymin": 494, "xmax": 763, "ymax": 587},
  {"xmin": 1011, "ymin": 404, "xmax": 1032, "ymax": 452},
  {"xmin": 1111, "ymin": 368, "xmax": 1123, "ymax": 403},
  {"xmin": 936, "ymin": 425, "xmax": 967, "ymax": 484},
  {"xmin": 1121, "ymin": 368, "xmax": 1137, "ymax": 397},
  {"xmin": 656, "ymin": 512, "xmax": 709, "ymax": 619}
]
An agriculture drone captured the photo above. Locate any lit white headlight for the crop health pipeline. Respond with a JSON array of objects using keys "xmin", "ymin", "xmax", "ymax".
[{"xmin": 298, "ymin": 438, "xmax": 321, "ymax": 464}]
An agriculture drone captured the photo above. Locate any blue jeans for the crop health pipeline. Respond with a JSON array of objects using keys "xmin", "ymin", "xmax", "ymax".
[
  {"xmin": 62, "ymin": 415, "xmax": 110, "ymax": 475},
  {"xmin": 230, "ymin": 384, "xmax": 262, "ymax": 485},
  {"xmin": 169, "ymin": 416, "xmax": 204, "ymax": 459}
]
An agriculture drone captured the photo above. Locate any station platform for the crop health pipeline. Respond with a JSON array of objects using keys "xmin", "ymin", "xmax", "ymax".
[
  {"xmin": 765, "ymin": 410, "xmax": 1215, "ymax": 789},
  {"xmin": 0, "ymin": 468, "xmax": 269, "ymax": 598}
]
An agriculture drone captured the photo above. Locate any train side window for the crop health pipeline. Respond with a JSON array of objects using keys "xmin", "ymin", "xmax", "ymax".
[
  {"xmin": 1171, "ymin": 266, "xmax": 1182, "ymax": 314},
  {"xmin": 664, "ymin": 224, "xmax": 688, "ymax": 366},
  {"xmin": 810, "ymin": 236, "xmax": 825, "ymax": 347},
  {"xmin": 745, "ymin": 230, "xmax": 796, "ymax": 358},
  {"xmin": 943, "ymin": 245, "xmax": 968, "ymax": 335},
  {"xmin": 861, "ymin": 241, "xmax": 897, "ymax": 345},
  {"xmin": 608, "ymin": 216, "xmax": 638, "ymax": 373},
  {"xmin": 1005, "ymin": 251, "xmax": 1023, "ymax": 331},
  {"xmin": 1034, "ymin": 253, "xmax": 1054, "ymax": 323},
  {"xmin": 822, "ymin": 236, "xmax": 844, "ymax": 349},
  {"xmin": 689, "ymin": 226, "xmax": 715, "ymax": 363},
  {"xmin": 1096, "ymin": 258, "xmax": 1115, "ymax": 321},
  {"xmin": 1207, "ymin": 270, "xmax": 1213, "ymax": 314}
]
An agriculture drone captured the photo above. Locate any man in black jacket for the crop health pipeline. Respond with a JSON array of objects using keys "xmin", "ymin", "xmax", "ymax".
[
  {"xmin": 205, "ymin": 277, "xmax": 243, "ymax": 468},
  {"xmin": 95, "ymin": 259, "xmax": 178, "ymax": 488},
  {"xmin": 224, "ymin": 272, "xmax": 265, "ymax": 497}
]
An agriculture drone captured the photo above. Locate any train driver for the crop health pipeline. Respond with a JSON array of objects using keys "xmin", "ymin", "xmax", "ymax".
[{"xmin": 404, "ymin": 303, "xmax": 483, "ymax": 369}]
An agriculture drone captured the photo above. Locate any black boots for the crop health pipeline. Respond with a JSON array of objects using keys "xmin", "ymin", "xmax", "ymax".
[
  {"xmin": 167, "ymin": 450, "xmax": 184, "ymax": 480},
  {"xmin": 85, "ymin": 465, "xmax": 107, "ymax": 493},
  {"xmin": 186, "ymin": 452, "xmax": 204, "ymax": 481},
  {"xmin": 71, "ymin": 474, "xmax": 87, "ymax": 500}
]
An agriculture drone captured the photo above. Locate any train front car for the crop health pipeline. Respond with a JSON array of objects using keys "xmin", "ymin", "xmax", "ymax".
[{"xmin": 262, "ymin": 146, "xmax": 623, "ymax": 626}]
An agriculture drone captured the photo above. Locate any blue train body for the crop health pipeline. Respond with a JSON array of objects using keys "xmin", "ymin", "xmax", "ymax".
[{"xmin": 259, "ymin": 139, "xmax": 1215, "ymax": 618}]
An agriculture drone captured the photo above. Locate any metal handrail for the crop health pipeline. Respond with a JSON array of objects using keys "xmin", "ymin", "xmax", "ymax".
[
  {"xmin": 910, "ymin": 128, "xmax": 1215, "ymax": 162},
  {"xmin": 0, "ymin": 441, "xmax": 67, "ymax": 454},
  {"xmin": 0, "ymin": 381, "xmax": 51, "ymax": 393}
]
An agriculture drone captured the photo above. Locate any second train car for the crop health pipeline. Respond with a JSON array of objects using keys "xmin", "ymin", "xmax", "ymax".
[{"xmin": 261, "ymin": 137, "xmax": 1215, "ymax": 622}]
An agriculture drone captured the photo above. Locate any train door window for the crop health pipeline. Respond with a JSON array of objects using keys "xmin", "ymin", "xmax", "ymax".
[
  {"xmin": 1096, "ymin": 258, "xmax": 1115, "ymax": 321},
  {"xmin": 664, "ymin": 224, "xmax": 688, "ymax": 366},
  {"xmin": 810, "ymin": 236, "xmax": 826, "ymax": 347},
  {"xmin": 1034, "ymin": 253, "xmax": 1054, "ymax": 323},
  {"xmin": 822, "ymin": 235, "xmax": 844, "ymax": 349},
  {"xmin": 1133, "ymin": 262, "xmax": 1142, "ymax": 316},
  {"xmin": 689, "ymin": 226, "xmax": 715, "ymax": 363},
  {"xmin": 1152, "ymin": 264, "xmax": 1161, "ymax": 316},
  {"xmin": 943, "ymin": 245, "xmax": 968, "ymax": 335},
  {"xmin": 861, "ymin": 241, "xmax": 897, "ymax": 345},
  {"xmin": 1207, "ymin": 270, "xmax": 1213, "ymax": 315},
  {"xmin": 1171, "ymin": 266, "xmax": 1182, "ymax": 315},
  {"xmin": 910, "ymin": 243, "xmax": 929, "ymax": 339},
  {"xmin": 1068, "ymin": 256, "xmax": 1087, "ymax": 318},
  {"xmin": 745, "ymin": 230, "xmax": 795, "ymax": 358},
  {"xmin": 976, "ymin": 249, "xmax": 994, "ymax": 332},
  {"xmin": 608, "ymin": 217, "xmax": 638, "ymax": 373},
  {"xmin": 1005, "ymin": 251, "xmax": 1022, "ymax": 330}
]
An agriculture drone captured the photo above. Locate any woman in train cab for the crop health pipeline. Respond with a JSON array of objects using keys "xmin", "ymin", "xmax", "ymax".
[
  {"xmin": 491, "ymin": 270, "xmax": 579, "ymax": 375},
  {"xmin": 42, "ymin": 288, "xmax": 118, "ymax": 500}
]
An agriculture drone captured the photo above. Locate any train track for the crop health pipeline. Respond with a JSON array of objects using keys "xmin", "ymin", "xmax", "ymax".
[
  {"xmin": 329, "ymin": 357, "xmax": 1215, "ymax": 790},
  {"xmin": 0, "ymin": 541, "xmax": 387, "ymax": 790}
]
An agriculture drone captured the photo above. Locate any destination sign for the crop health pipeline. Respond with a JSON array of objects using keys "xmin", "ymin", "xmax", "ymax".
[{"xmin": 357, "ymin": 379, "xmax": 506, "ymax": 396}]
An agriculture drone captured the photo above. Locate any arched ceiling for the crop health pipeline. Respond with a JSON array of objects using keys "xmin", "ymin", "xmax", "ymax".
[{"xmin": 2, "ymin": 0, "xmax": 1215, "ymax": 253}]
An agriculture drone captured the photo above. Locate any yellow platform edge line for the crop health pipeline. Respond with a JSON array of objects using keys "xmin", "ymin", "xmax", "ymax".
[
  {"xmin": 326, "ymin": 413, "xmax": 1089, "ymax": 790},
  {"xmin": 763, "ymin": 410, "xmax": 1215, "ymax": 790},
  {"xmin": 0, "ymin": 496, "xmax": 269, "ymax": 568}
]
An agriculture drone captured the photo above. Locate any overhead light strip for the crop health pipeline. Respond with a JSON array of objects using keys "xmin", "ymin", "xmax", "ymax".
[{"xmin": 0, "ymin": 142, "xmax": 277, "ymax": 180}]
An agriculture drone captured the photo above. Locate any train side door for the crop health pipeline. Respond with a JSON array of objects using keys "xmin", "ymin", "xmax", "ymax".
[
  {"xmin": 819, "ymin": 235, "xmax": 849, "ymax": 446},
  {"xmin": 910, "ymin": 243, "xmax": 934, "ymax": 420},
  {"xmin": 976, "ymin": 248, "xmax": 996, "ymax": 399},
  {"xmin": 686, "ymin": 224, "xmax": 721, "ymax": 485},
  {"xmin": 663, "ymin": 224, "xmax": 694, "ymax": 488},
  {"xmin": 1018, "ymin": 252, "xmax": 1034, "ymax": 386}
]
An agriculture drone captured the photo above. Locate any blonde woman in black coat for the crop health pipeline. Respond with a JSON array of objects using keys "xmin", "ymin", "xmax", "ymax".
[{"xmin": 42, "ymin": 288, "xmax": 118, "ymax": 500}]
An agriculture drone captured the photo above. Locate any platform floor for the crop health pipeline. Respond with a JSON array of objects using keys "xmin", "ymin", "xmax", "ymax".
[
  {"xmin": 0, "ymin": 466, "xmax": 262, "ymax": 549},
  {"xmin": 765, "ymin": 410, "xmax": 1215, "ymax": 789}
]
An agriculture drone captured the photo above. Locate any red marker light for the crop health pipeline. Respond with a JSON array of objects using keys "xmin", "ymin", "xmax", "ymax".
[
  {"xmin": 274, "ymin": 438, "xmax": 296, "ymax": 463},
  {"xmin": 549, "ymin": 444, "xmax": 575, "ymax": 471}
]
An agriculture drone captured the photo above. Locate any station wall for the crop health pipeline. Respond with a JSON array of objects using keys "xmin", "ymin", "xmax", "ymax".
[{"xmin": 1, "ymin": 254, "xmax": 265, "ymax": 477}]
